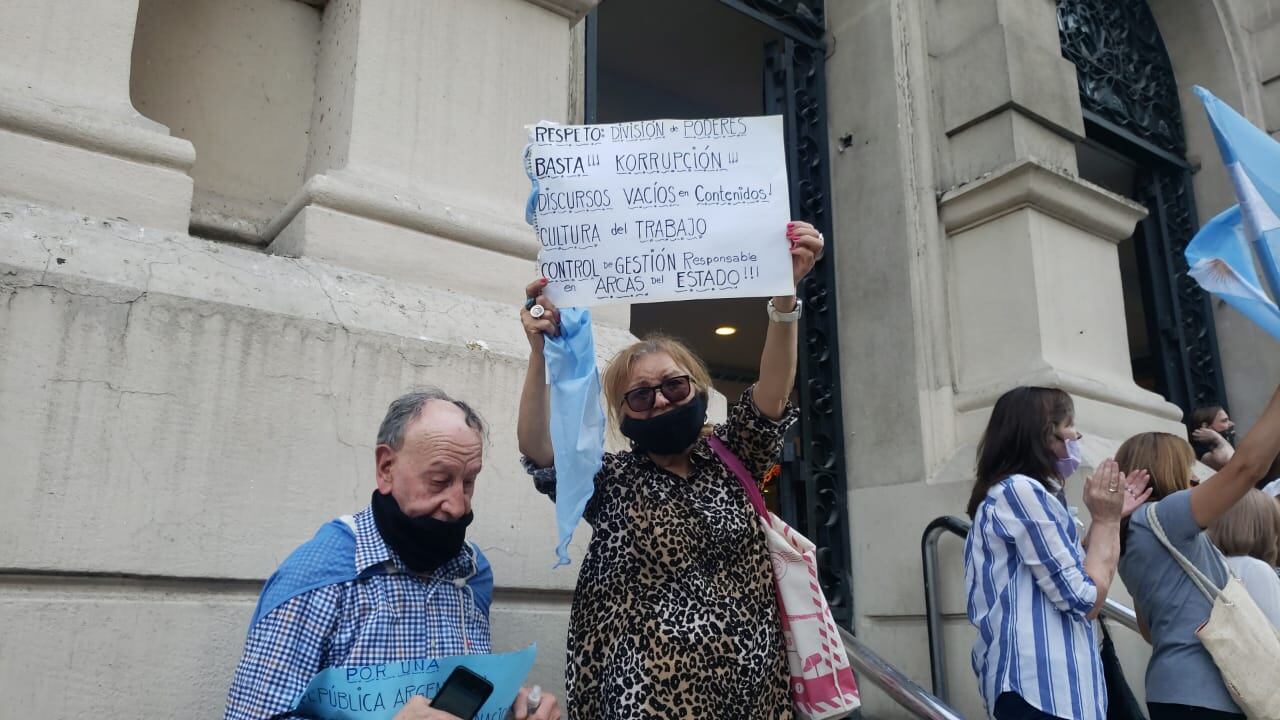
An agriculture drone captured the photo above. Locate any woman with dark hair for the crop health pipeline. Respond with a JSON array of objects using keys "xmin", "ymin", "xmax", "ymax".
[
  {"xmin": 1115, "ymin": 386, "xmax": 1280, "ymax": 720},
  {"xmin": 1186, "ymin": 405, "xmax": 1236, "ymax": 471},
  {"xmin": 963, "ymin": 386, "xmax": 1150, "ymax": 720}
]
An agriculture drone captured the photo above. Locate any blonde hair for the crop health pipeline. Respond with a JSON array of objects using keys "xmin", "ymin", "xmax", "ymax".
[
  {"xmin": 1116, "ymin": 432, "xmax": 1196, "ymax": 501},
  {"xmin": 1275, "ymin": 497, "xmax": 1280, "ymax": 566},
  {"xmin": 1208, "ymin": 489, "xmax": 1280, "ymax": 565},
  {"xmin": 601, "ymin": 334, "xmax": 712, "ymax": 432}
]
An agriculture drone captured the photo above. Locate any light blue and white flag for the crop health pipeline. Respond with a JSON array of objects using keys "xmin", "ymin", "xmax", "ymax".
[
  {"xmin": 542, "ymin": 307, "xmax": 606, "ymax": 567},
  {"xmin": 1185, "ymin": 86, "xmax": 1280, "ymax": 341}
]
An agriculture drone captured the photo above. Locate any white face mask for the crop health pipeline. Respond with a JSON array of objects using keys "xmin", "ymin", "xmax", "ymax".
[{"xmin": 1055, "ymin": 437, "xmax": 1082, "ymax": 479}]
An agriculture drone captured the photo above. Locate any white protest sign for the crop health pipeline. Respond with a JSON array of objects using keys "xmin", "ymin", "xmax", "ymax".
[{"xmin": 524, "ymin": 116, "xmax": 794, "ymax": 307}]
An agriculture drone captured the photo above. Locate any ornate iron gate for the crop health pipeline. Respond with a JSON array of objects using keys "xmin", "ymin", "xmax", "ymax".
[
  {"xmin": 747, "ymin": 1, "xmax": 855, "ymax": 630},
  {"xmin": 1057, "ymin": 0, "xmax": 1227, "ymax": 411}
]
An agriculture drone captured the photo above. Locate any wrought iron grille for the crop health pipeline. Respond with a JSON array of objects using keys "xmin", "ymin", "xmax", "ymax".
[
  {"xmin": 1057, "ymin": 0, "xmax": 1184, "ymax": 155},
  {"xmin": 719, "ymin": 0, "xmax": 825, "ymax": 45},
  {"xmin": 765, "ymin": 31, "xmax": 855, "ymax": 630},
  {"xmin": 1133, "ymin": 167, "xmax": 1226, "ymax": 410},
  {"xmin": 1057, "ymin": 0, "xmax": 1227, "ymax": 411}
]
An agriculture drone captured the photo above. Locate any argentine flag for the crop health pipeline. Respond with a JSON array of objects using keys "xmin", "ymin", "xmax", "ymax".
[{"xmin": 1185, "ymin": 86, "xmax": 1280, "ymax": 342}]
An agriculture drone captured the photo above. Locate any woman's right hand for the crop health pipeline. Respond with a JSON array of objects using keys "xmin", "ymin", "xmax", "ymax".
[
  {"xmin": 1083, "ymin": 458, "xmax": 1126, "ymax": 523},
  {"xmin": 521, "ymin": 278, "xmax": 560, "ymax": 352},
  {"xmin": 517, "ymin": 278, "xmax": 558, "ymax": 466},
  {"xmin": 1191, "ymin": 427, "xmax": 1227, "ymax": 448}
]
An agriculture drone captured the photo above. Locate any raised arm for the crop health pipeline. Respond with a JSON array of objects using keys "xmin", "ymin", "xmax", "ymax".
[
  {"xmin": 1190, "ymin": 385, "xmax": 1280, "ymax": 528},
  {"xmin": 754, "ymin": 222, "xmax": 824, "ymax": 420},
  {"xmin": 1192, "ymin": 427, "xmax": 1235, "ymax": 470},
  {"xmin": 517, "ymin": 278, "xmax": 558, "ymax": 468},
  {"xmin": 1079, "ymin": 461, "xmax": 1127, "ymax": 618}
]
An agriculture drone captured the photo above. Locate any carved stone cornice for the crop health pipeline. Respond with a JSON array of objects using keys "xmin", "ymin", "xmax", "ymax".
[
  {"xmin": 524, "ymin": 0, "xmax": 598, "ymax": 22},
  {"xmin": 939, "ymin": 159, "xmax": 1147, "ymax": 243}
]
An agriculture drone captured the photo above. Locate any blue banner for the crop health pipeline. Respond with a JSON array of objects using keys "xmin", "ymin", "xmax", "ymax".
[{"xmin": 292, "ymin": 645, "xmax": 537, "ymax": 720}]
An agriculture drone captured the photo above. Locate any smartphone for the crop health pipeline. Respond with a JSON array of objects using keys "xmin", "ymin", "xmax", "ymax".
[{"xmin": 429, "ymin": 666, "xmax": 494, "ymax": 720}]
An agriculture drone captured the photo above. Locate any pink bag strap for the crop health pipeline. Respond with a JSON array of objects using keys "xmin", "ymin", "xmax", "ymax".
[{"xmin": 706, "ymin": 435, "xmax": 769, "ymax": 519}]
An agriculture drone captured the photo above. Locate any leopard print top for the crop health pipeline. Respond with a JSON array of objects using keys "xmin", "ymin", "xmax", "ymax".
[{"xmin": 526, "ymin": 387, "xmax": 797, "ymax": 719}]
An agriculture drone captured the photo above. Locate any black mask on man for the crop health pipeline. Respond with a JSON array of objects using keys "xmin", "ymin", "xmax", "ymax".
[
  {"xmin": 370, "ymin": 490, "xmax": 472, "ymax": 575},
  {"xmin": 621, "ymin": 392, "xmax": 708, "ymax": 455}
]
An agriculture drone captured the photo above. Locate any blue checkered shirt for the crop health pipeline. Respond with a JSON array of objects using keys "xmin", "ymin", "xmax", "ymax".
[{"xmin": 223, "ymin": 507, "xmax": 492, "ymax": 720}]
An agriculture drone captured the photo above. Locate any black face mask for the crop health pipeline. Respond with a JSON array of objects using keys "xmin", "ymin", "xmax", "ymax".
[
  {"xmin": 621, "ymin": 392, "xmax": 708, "ymax": 455},
  {"xmin": 370, "ymin": 490, "xmax": 472, "ymax": 575},
  {"xmin": 1222, "ymin": 428, "xmax": 1238, "ymax": 446}
]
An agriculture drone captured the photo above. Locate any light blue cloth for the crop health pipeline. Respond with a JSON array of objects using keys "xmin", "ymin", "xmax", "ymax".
[
  {"xmin": 541, "ymin": 307, "xmax": 605, "ymax": 566},
  {"xmin": 293, "ymin": 644, "xmax": 537, "ymax": 720},
  {"xmin": 522, "ymin": 143, "xmax": 540, "ymax": 226},
  {"xmin": 248, "ymin": 518, "xmax": 494, "ymax": 628},
  {"xmin": 1185, "ymin": 86, "xmax": 1280, "ymax": 341}
]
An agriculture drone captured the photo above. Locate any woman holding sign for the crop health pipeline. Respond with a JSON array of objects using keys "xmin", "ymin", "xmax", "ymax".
[{"xmin": 517, "ymin": 221, "xmax": 823, "ymax": 719}]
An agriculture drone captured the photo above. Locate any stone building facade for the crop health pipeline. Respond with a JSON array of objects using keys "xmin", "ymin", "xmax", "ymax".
[{"xmin": 1, "ymin": 0, "xmax": 1278, "ymax": 717}]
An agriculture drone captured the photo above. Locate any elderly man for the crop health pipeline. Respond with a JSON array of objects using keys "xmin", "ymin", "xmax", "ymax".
[{"xmin": 224, "ymin": 389, "xmax": 559, "ymax": 720}]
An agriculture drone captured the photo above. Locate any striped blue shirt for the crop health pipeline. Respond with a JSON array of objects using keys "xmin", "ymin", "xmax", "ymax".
[{"xmin": 964, "ymin": 475, "xmax": 1104, "ymax": 720}]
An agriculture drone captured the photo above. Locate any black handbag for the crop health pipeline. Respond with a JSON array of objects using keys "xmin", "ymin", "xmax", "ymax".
[{"xmin": 1100, "ymin": 620, "xmax": 1147, "ymax": 720}]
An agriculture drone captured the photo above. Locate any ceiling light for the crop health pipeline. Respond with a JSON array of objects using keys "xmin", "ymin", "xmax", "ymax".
[{"xmin": 714, "ymin": 326, "xmax": 737, "ymax": 336}]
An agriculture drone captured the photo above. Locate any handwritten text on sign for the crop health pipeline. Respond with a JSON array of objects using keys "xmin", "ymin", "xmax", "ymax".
[
  {"xmin": 292, "ymin": 645, "xmax": 536, "ymax": 720},
  {"xmin": 525, "ymin": 116, "xmax": 794, "ymax": 307}
]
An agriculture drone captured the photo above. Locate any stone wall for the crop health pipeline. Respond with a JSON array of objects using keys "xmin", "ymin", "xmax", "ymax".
[
  {"xmin": 0, "ymin": 197, "xmax": 635, "ymax": 716},
  {"xmin": 0, "ymin": 0, "xmax": 607, "ymax": 716}
]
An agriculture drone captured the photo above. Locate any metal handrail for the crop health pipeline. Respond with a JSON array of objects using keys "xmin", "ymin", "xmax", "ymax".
[
  {"xmin": 838, "ymin": 626, "xmax": 966, "ymax": 720},
  {"xmin": 922, "ymin": 516, "xmax": 970, "ymax": 701},
  {"xmin": 922, "ymin": 515, "xmax": 1142, "ymax": 702}
]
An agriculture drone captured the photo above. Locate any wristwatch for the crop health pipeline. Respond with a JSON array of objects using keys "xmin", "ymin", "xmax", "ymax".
[{"xmin": 767, "ymin": 298, "xmax": 803, "ymax": 323}]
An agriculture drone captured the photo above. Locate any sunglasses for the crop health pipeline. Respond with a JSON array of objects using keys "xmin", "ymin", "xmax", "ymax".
[{"xmin": 622, "ymin": 375, "xmax": 693, "ymax": 412}]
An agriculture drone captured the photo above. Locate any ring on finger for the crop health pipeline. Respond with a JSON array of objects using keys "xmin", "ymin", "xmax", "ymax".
[{"xmin": 529, "ymin": 304, "xmax": 546, "ymax": 319}]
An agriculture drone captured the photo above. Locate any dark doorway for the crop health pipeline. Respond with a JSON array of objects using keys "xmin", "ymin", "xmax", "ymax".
[{"xmin": 587, "ymin": 0, "xmax": 854, "ymax": 627}]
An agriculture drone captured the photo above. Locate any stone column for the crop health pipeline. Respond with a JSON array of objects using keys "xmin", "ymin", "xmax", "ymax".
[
  {"xmin": 932, "ymin": 0, "xmax": 1083, "ymax": 184},
  {"xmin": 931, "ymin": 0, "xmax": 1184, "ymax": 441},
  {"xmin": 0, "ymin": 0, "xmax": 194, "ymax": 231},
  {"xmin": 828, "ymin": 2, "xmax": 1181, "ymax": 715},
  {"xmin": 264, "ymin": 0, "xmax": 603, "ymax": 310}
]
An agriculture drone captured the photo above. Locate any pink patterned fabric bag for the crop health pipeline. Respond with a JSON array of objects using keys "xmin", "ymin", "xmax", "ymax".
[{"xmin": 707, "ymin": 436, "xmax": 861, "ymax": 720}]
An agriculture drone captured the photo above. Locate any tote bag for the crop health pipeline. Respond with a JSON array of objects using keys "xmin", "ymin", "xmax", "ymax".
[
  {"xmin": 707, "ymin": 436, "xmax": 860, "ymax": 720},
  {"xmin": 1147, "ymin": 503, "xmax": 1280, "ymax": 718}
]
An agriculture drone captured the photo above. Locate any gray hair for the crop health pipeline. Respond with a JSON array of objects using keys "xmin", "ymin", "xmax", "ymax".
[{"xmin": 376, "ymin": 388, "xmax": 487, "ymax": 449}]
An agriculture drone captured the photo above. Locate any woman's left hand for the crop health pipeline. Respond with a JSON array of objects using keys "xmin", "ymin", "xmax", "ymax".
[
  {"xmin": 1120, "ymin": 468, "xmax": 1153, "ymax": 518},
  {"xmin": 786, "ymin": 221, "xmax": 824, "ymax": 287}
]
